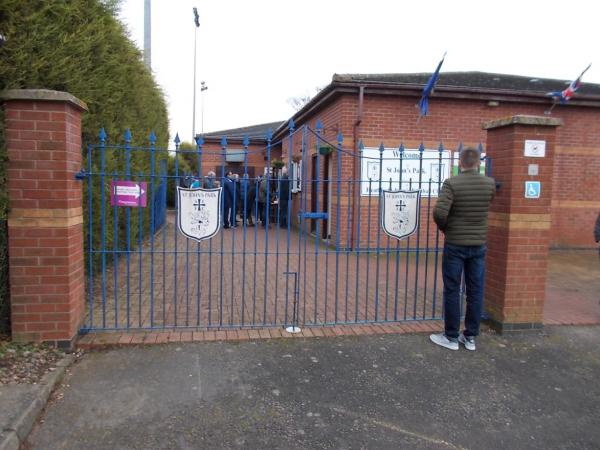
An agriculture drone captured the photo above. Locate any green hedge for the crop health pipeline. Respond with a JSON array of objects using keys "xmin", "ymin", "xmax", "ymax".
[{"xmin": 0, "ymin": 0, "xmax": 170, "ymax": 331}]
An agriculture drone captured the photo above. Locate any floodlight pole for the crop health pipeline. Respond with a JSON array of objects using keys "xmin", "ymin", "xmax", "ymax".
[
  {"xmin": 201, "ymin": 81, "xmax": 207, "ymax": 134},
  {"xmin": 192, "ymin": 7, "xmax": 200, "ymax": 141}
]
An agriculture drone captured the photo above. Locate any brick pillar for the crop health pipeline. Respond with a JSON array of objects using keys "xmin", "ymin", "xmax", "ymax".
[
  {"xmin": 3, "ymin": 89, "xmax": 87, "ymax": 348},
  {"xmin": 483, "ymin": 115, "xmax": 562, "ymax": 332}
]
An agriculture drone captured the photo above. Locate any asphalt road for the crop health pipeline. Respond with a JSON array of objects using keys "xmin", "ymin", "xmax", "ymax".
[{"xmin": 26, "ymin": 326, "xmax": 600, "ymax": 449}]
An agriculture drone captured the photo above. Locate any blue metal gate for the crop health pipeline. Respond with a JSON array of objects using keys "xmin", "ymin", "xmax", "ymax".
[{"xmin": 80, "ymin": 122, "xmax": 485, "ymax": 332}]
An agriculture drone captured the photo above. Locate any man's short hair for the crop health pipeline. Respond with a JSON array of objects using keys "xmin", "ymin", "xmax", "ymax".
[{"xmin": 459, "ymin": 147, "xmax": 480, "ymax": 169}]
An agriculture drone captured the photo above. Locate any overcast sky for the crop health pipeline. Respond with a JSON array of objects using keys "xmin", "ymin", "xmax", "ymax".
[{"xmin": 118, "ymin": 0, "xmax": 600, "ymax": 143}]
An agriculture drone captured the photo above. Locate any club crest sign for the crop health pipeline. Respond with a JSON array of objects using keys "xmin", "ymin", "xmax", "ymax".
[
  {"xmin": 177, "ymin": 187, "xmax": 222, "ymax": 241},
  {"xmin": 381, "ymin": 190, "xmax": 421, "ymax": 240}
]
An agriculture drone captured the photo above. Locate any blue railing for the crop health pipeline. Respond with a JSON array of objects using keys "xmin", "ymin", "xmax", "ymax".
[{"xmin": 79, "ymin": 125, "xmax": 488, "ymax": 332}]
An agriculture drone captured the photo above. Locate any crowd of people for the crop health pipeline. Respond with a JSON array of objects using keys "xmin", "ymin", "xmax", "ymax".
[{"xmin": 185, "ymin": 168, "xmax": 291, "ymax": 229}]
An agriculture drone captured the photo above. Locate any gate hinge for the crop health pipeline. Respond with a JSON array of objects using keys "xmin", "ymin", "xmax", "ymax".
[{"xmin": 74, "ymin": 169, "xmax": 87, "ymax": 180}]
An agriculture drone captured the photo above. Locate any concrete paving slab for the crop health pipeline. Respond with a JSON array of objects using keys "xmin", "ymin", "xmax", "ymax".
[{"xmin": 0, "ymin": 355, "xmax": 73, "ymax": 450}]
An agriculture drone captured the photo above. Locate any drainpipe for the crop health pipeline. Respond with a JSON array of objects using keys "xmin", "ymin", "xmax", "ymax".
[{"xmin": 351, "ymin": 85, "xmax": 364, "ymax": 249}]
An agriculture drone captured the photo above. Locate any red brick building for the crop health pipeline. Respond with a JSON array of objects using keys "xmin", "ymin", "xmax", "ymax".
[
  {"xmin": 266, "ymin": 71, "xmax": 600, "ymax": 249},
  {"xmin": 197, "ymin": 121, "xmax": 284, "ymax": 179}
]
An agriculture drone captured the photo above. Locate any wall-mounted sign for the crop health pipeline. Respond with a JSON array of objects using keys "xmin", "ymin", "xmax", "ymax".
[
  {"xmin": 524, "ymin": 140, "xmax": 546, "ymax": 158},
  {"xmin": 528, "ymin": 164, "xmax": 539, "ymax": 176},
  {"xmin": 110, "ymin": 181, "xmax": 147, "ymax": 207},
  {"xmin": 525, "ymin": 181, "xmax": 541, "ymax": 199},
  {"xmin": 360, "ymin": 148, "xmax": 451, "ymax": 197}
]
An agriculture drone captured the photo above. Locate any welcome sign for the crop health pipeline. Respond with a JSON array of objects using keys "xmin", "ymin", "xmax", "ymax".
[{"xmin": 360, "ymin": 147, "xmax": 451, "ymax": 197}]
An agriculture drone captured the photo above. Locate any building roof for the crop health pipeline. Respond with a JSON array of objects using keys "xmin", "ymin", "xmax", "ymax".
[
  {"xmin": 272, "ymin": 70, "xmax": 600, "ymax": 139},
  {"xmin": 332, "ymin": 71, "xmax": 600, "ymax": 96},
  {"xmin": 200, "ymin": 120, "xmax": 285, "ymax": 141}
]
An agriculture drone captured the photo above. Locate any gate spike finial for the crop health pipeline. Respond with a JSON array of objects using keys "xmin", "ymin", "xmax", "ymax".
[
  {"xmin": 220, "ymin": 136, "xmax": 228, "ymax": 148},
  {"xmin": 477, "ymin": 142, "xmax": 484, "ymax": 154},
  {"xmin": 174, "ymin": 133, "xmax": 181, "ymax": 145},
  {"xmin": 243, "ymin": 135, "xmax": 250, "ymax": 147},
  {"xmin": 457, "ymin": 142, "xmax": 464, "ymax": 153},
  {"xmin": 358, "ymin": 140, "xmax": 364, "ymax": 151},
  {"xmin": 288, "ymin": 118, "xmax": 295, "ymax": 132},
  {"xmin": 418, "ymin": 142, "xmax": 425, "ymax": 153},
  {"xmin": 99, "ymin": 128, "xmax": 107, "ymax": 142},
  {"xmin": 124, "ymin": 129, "xmax": 132, "ymax": 143},
  {"xmin": 379, "ymin": 142, "xmax": 385, "ymax": 153},
  {"xmin": 266, "ymin": 129, "xmax": 273, "ymax": 141},
  {"xmin": 149, "ymin": 130, "xmax": 157, "ymax": 144},
  {"xmin": 399, "ymin": 143, "xmax": 405, "ymax": 154},
  {"xmin": 438, "ymin": 142, "xmax": 445, "ymax": 153},
  {"xmin": 315, "ymin": 120, "xmax": 323, "ymax": 132},
  {"xmin": 337, "ymin": 131, "xmax": 343, "ymax": 144},
  {"xmin": 195, "ymin": 135, "xmax": 204, "ymax": 146}
]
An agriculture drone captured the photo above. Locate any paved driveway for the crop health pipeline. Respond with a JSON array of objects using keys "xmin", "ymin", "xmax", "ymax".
[{"xmin": 27, "ymin": 326, "xmax": 600, "ymax": 449}]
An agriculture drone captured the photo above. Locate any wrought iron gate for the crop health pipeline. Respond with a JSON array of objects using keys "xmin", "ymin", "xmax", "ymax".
[{"xmin": 80, "ymin": 123, "xmax": 482, "ymax": 332}]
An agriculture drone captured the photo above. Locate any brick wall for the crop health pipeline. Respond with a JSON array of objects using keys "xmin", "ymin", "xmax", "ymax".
[
  {"xmin": 3, "ymin": 90, "xmax": 87, "ymax": 347},
  {"xmin": 483, "ymin": 116, "xmax": 560, "ymax": 330},
  {"xmin": 199, "ymin": 139, "xmax": 282, "ymax": 179},
  {"xmin": 283, "ymin": 92, "xmax": 600, "ymax": 248}
]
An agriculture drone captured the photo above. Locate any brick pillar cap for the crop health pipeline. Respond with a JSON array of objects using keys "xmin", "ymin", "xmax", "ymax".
[
  {"xmin": 1, "ymin": 89, "xmax": 88, "ymax": 112},
  {"xmin": 482, "ymin": 114, "xmax": 563, "ymax": 130}
]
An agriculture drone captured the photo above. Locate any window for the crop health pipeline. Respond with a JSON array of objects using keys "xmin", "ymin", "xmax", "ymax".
[
  {"xmin": 225, "ymin": 148, "xmax": 245, "ymax": 163},
  {"xmin": 291, "ymin": 160, "xmax": 302, "ymax": 193}
]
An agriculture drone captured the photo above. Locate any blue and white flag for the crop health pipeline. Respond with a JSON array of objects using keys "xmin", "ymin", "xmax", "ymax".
[
  {"xmin": 418, "ymin": 53, "xmax": 446, "ymax": 117},
  {"xmin": 193, "ymin": 7, "xmax": 200, "ymax": 27}
]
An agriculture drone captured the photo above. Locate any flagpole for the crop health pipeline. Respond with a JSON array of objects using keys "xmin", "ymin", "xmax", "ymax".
[{"xmin": 544, "ymin": 102, "xmax": 557, "ymax": 115}]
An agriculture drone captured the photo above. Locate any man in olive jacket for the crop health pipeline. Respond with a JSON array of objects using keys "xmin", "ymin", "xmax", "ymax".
[{"xmin": 430, "ymin": 148, "xmax": 495, "ymax": 351}]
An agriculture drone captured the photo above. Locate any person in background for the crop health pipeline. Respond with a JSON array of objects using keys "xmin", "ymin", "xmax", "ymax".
[
  {"xmin": 233, "ymin": 173, "xmax": 242, "ymax": 224},
  {"xmin": 203, "ymin": 171, "xmax": 217, "ymax": 189},
  {"xmin": 594, "ymin": 211, "xmax": 600, "ymax": 257},
  {"xmin": 240, "ymin": 173, "xmax": 254, "ymax": 226},
  {"xmin": 258, "ymin": 174, "xmax": 269, "ymax": 227},
  {"xmin": 190, "ymin": 176, "xmax": 201, "ymax": 189},
  {"xmin": 430, "ymin": 147, "xmax": 496, "ymax": 352},
  {"xmin": 222, "ymin": 171, "xmax": 235, "ymax": 229},
  {"xmin": 278, "ymin": 166, "xmax": 290, "ymax": 228}
]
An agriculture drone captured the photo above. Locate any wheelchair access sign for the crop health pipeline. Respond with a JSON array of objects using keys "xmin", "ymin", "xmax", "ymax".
[{"xmin": 525, "ymin": 181, "xmax": 541, "ymax": 199}]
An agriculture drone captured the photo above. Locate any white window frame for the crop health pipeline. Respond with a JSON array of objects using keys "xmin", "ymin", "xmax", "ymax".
[{"xmin": 291, "ymin": 160, "xmax": 302, "ymax": 193}]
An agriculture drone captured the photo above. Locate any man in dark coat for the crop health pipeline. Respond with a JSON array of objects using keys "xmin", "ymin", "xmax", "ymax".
[
  {"xmin": 430, "ymin": 147, "xmax": 495, "ymax": 352},
  {"xmin": 222, "ymin": 172, "xmax": 235, "ymax": 228},
  {"xmin": 594, "ymin": 211, "xmax": 600, "ymax": 256},
  {"xmin": 278, "ymin": 166, "xmax": 290, "ymax": 228},
  {"xmin": 240, "ymin": 173, "xmax": 254, "ymax": 226}
]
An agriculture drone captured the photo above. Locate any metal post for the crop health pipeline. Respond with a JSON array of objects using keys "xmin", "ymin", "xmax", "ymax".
[
  {"xmin": 144, "ymin": 0, "xmax": 151, "ymax": 69},
  {"xmin": 201, "ymin": 81, "xmax": 207, "ymax": 134},
  {"xmin": 192, "ymin": 7, "xmax": 200, "ymax": 141}
]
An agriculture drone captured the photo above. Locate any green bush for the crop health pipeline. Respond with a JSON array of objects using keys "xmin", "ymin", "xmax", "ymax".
[{"xmin": 0, "ymin": 0, "xmax": 170, "ymax": 329}]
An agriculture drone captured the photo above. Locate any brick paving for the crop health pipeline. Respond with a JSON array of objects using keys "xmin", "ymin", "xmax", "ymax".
[
  {"xmin": 544, "ymin": 250, "xmax": 600, "ymax": 326},
  {"xmin": 80, "ymin": 216, "xmax": 599, "ymax": 349},
  {"xmin": 77, "ymin": 320, "xmax": 445, "ymax": 350},
  {"xmin": 84, "ymin": 214, "xmax": 445, "ymax": 332}
]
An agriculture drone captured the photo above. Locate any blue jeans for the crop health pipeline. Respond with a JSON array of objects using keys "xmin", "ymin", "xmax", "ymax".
[{"xmin": 442, "ymin": 242, "xmax": 486, "ymax": 339}]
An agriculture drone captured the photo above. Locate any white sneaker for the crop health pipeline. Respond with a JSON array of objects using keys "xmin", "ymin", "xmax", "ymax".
[
  {"xmin": 459, "ymin": 333, "xmax": 476, "ymax": 351},
  {"xmin": 429, "ymin": 333, "xmax": 459, "ymax": 351}
]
